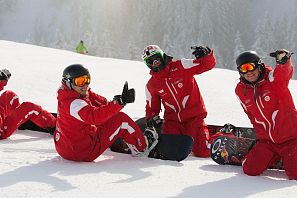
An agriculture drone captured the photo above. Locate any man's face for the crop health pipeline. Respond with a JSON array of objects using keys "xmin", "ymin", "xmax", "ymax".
[
  {"xmin": 72, "ymin": 84, "xmax": 89, "ymax": 97},
  {"xmin": 145, "ymin": 53, "xmax": 164, "ymax": 72},
  {"xmin": 242, "ymin": 67, "xmax": 260, "ymax": 83},
  {"xmin": 71, "ymin": 74, "xmax": 91, "ymax": 97},
  {"xmin": 150, "ymin": 56, "xmax": 162, "ymax": 69}
]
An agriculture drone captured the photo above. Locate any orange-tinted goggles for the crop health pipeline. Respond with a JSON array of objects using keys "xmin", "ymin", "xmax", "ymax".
[
  {"xmin": 238, "ymin": 63, "xmax": 258, "ymax": 74},
  {"xmin": 73, "ymin": 75, "xmax": 91, "ymax": 87}
]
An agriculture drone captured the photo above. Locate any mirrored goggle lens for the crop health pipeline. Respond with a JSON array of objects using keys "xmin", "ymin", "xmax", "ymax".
[
  {"xmin": 73, "ymin": 75, "xmax": 91, "ymax": 87},
  {"xmin": 238, "ymin": 63, "xmax": 257, "ymax": 74},
  {"xmin": 144, "ymin": 53, "xmax": 162, "ymax": 66}
]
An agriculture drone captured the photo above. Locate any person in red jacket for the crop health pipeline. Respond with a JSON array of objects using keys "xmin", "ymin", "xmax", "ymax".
[
  {"xmin": 0, "ymin": 69, "xmax": 56, "ymax": 139},
  {"xmin": 54, "ymin": 64, "xmax": 158, "ymax": 162},
  {"xmin": 235, "ymin": 50, "xmax": 297, "ymax": 180},
  {"xmin": 142, "ymin": 45, "xmax": 216, "ymax": 157}
]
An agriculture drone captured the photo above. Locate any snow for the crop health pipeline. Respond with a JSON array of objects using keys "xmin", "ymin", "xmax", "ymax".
[{"xmin": 0, "ymin": 40, "xmax": 297, "ymax": 198}]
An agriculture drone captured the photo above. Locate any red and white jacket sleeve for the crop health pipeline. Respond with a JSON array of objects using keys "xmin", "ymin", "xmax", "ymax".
[
  {"xmin": 179, "ymin": 50, "xmax": 216, "ymax": 75},
  {"xmin": 68, "ymin": 94, "xmax": 122, "ymax": 125},
  {"xmin": 269, "ymin": 58, "xmax": 293, "ymax": 88}
]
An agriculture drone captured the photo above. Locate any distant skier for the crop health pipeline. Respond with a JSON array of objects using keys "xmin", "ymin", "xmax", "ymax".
[
  {"xmin": 235, "ymin": 50, "xmax": 297, "ymax": 180},
  {"xmin": 141, "ymin": 45, "xmax": 216, "ymax": 157},
  {"xmin": 54, "ymin": 64, "xmax": 158, "ymax": 162},
  {"xmin": 75, "ymin": 40, "xmax": 88, "ymax": 54},
  {"xmin": 0, "ymin": 69, "xmax": 56, "ymax": 139}
]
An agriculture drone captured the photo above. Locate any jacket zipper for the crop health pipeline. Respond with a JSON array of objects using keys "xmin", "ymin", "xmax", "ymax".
[{"xmin": 165, "ymin": 79, "xmax": 182, "ymax": 122}]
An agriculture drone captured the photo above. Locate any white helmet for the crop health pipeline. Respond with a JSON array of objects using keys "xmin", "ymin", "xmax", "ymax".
[{"xmin": 142, "ymin": 45, "xmax": 164, "ymax": 61}]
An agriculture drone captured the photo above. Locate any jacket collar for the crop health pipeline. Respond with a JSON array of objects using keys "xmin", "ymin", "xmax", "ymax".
[{"xmin": 58, "ymin": 83, "xmax": 89, "ymax": 101}]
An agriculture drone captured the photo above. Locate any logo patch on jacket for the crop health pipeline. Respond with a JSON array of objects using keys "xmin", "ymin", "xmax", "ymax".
[
  {"xmin": 174, "ymin": 78, "xmax": 183, "ymax": 88},
  {"xmin": 262, "ymin": 91, "xmax": 271, "ymax": 102},
  {"xmin": 264, "ymin": 96, "xmax": 270, "ymax": 102}
]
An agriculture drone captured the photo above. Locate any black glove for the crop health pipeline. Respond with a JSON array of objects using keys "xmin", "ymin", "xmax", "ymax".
[
  {"xmin": 0, "ymin": 69, "xmax": 11, "ymax": 81},
  {"xmin": 146, "ymin": 115, "xmax": 163, "ymax": 128},
  {"xmin": 191, "ymin": 46, "xmax": 211, "ymax": 59},
  {"xmin": 269, "ymin": 49, "xmax": 293, "ymax": 65},
  {"xmin": 113, "ymin": 81, "xmax": 135, "ymax": 106}
]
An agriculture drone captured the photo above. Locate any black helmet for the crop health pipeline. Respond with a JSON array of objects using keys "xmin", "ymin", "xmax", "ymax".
[
  {"xmin": 236, "ymin": 51, "xmax": 262, "ymax": 67},
  {"xmin": 236, "ymin": 51, "xmax": 265, "ymax": 84},
  {"xmin": 62, "ymin": 64, "xmax": 90, "ymax": 89}
]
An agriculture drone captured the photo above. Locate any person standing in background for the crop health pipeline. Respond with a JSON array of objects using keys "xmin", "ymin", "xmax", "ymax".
[{"xmin": 75, "ymin": 40, "xmax": 88, "ymax": 54}]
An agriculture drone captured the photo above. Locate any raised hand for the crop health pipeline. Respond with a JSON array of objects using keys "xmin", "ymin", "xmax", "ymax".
[
  {"xmin": 113, "ymin": 81, "xmax": 135, "ymax": 106},
  {"xmin": 191, "ymin": 46, "xmax": 211, "ymax": 59},
  {"xmin": 270, "ymin": 49, "xmax": 293, "ymax": 65}
]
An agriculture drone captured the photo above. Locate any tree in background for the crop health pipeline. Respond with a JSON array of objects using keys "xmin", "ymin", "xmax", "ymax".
[{"xmin": 0, "ymin": 0, "xmax": 296, "ymax": 77}]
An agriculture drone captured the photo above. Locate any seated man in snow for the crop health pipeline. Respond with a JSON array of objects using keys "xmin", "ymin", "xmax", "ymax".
[
  {"xmin": 53, "ymin": 64, "xmax": 158, "ymax": 162},
  {"xmin": 235, "ymin": 50, "xmax": 297, "ymax": 180},
  {"xmin": 0, "ymin": 69, "xmax": 56, "ymax": 139}
]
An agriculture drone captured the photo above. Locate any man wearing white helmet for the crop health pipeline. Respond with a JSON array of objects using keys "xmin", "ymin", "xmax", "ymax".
[{"xmin": 142, "ymin": 45, "xmax": 216, "ymax": 157}]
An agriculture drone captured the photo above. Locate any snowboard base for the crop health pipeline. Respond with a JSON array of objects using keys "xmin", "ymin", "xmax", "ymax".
[
  {"xmin": 210, "ymin": 135, "xmax": 255, "ymax": 166},
  {"xmin": 110, "ymin": 133, "xmax": 193, "ymax": 162},
  {"xmin": 210, "ymin": 135, "xmax": 283, "ymax": 169}
]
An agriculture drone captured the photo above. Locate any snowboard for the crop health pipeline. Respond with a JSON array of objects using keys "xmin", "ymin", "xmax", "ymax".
[
  {"xmin": 210, "ymin": 135, "xmax": 284, "ymax": 169},
  {"xmin": 210, "ymin": 135, "xmax": 255, "ymax": 166},
  {"xmin": 110, "ymin": 117, "xmax": 194, "ymax": 161},
  {"xmin": 110, "ymin": 133, "xmax": 194, "ymax": 162},
  {"xmin": 110, "ymin": 116, "xmax": 193, "ymax": 161}
]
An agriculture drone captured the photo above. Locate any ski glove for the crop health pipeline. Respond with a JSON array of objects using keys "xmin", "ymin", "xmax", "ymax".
[
  {"xmin": 147, "ymin": 115, "xmax": 162, "ymax": 128},
  {"xmin": 0, "ymin": 69, "xmax": 11, "ymax": 81},
  {"xmin": 191, "ymin": 46, "xmax": 211, "ymax": 59},
  {"xmin": 113, "ymin": 81, "xmax": 135, "ymax": 106},
  {"xmin": 269, "ymin": 49, "xmax": 293, "ymax": 65}
]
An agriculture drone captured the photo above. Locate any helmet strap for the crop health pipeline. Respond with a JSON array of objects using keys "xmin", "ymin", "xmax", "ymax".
[{"xmin": 63, "ymin": 78, "xmax": 73, "ymax": 90}]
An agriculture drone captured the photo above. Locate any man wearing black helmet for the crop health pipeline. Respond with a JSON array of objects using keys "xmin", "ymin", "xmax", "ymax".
[
  {"xmin": 54, "ymin": 64, "xmax": 158, "ymax": 162},
  {"xmin": 235, "ymin": 50, "xmax": 297, "ymax": 180}
]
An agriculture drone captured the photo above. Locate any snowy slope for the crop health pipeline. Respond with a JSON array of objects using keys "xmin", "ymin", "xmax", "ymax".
[{"xmin": 0, "ymin": 40, "xmax": 297, "ymax": 198}]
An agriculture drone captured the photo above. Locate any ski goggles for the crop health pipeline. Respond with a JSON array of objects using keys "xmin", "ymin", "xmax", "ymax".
[
  {"xmin": 73, "ymin": 75, "xmax": 91, "ymax": 87},
  {"xmin": 237, "ymin": 63, "xmax": 258, "ymax": 74},
  {"xmin": 144, "ymin": 52, "xmax": 162, "ymax": 66}
]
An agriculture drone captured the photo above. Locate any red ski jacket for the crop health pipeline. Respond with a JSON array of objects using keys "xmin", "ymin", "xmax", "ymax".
[
  {"xmin": 235, "ymin": 59, "xmax": 297, "ymax": 144},
  {"xmin": 54, "ymin": 83, "xmax": 122, "ymax": 161},
  {"xmin": 145, "ymin": 51, "xmax": 216, "ymax": 123}
]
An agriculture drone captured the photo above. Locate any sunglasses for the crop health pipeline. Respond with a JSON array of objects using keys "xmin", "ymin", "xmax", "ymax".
[
  {"xmin": 144, "ymin": 53, "xmax": 162, "ymax": 66},
  {"xmin": 238, "ymin": 63, "xmax": 258, "ymax": 74},
  {"xmin": 73, "ymin": 75, "xmax": 91, "ymax": 87}
]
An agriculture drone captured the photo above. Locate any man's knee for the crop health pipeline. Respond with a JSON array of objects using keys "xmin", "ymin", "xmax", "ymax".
[{"xmin": 1, "ymin": 90, "xmax": 19, "ymax": 108}]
